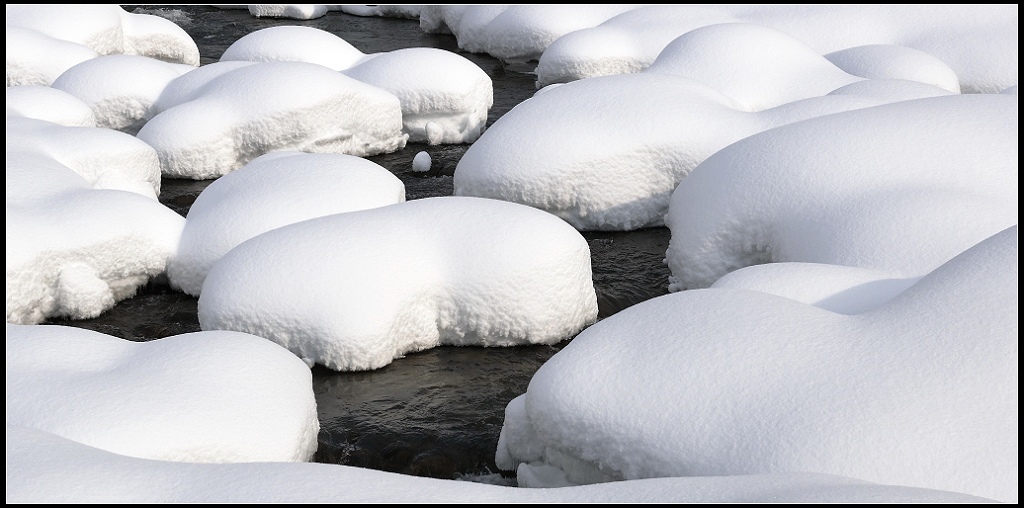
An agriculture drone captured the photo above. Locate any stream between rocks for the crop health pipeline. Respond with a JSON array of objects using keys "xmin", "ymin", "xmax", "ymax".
[{"xmin": 45, "ymin": 5, "xmax": 672, "ymax": 482}]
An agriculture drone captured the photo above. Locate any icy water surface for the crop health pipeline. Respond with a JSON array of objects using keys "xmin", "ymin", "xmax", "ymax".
[{"xmin": 48, "ymin": 5, "xmax": 671, "ymax": 480}]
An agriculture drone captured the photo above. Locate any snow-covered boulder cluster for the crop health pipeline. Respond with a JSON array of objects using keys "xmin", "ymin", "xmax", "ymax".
[{"xmin": 6, "ymin": 4, "xmax": 1017, "ymax": 504}]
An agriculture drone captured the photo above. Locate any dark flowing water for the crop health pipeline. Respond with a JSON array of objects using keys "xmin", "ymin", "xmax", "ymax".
[{"xmin": 47, "ymin": 5, "xmax": 671, "ymax": 481}]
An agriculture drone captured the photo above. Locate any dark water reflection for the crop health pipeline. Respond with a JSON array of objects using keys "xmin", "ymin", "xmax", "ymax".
[
  {"xmin": 311, "ymin": 343, "xmax": 564, "ymax": 480},
  {"xmin": 47, "ymin": 5, "xmax": 670, "ymax": 480}
]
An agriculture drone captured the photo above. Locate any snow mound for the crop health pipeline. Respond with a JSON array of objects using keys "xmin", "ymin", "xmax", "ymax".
[
  {"xmin": 665, "ymin": 94, "xmax": 1018, "ymax": 290},
  {"xmin": 135, "ymin": 61, "xmax": 408, "ymax": 179},
  {"xmin": 6, "ymin": 324, "xmax": 318, "ymax": 463},
  {"xmin": 497, "ymin": 226, "xmax": 1018, "ymax": 502},
  {"xmin": 198, "ymin": 197, "xmax": 598, "ymax": 371},
  {"xmin": 168, "ymin": 152, "xmax": 405, "ymax": 296}
]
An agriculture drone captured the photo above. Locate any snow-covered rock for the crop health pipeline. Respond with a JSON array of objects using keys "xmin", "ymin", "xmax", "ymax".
[
  {"xmin": 198, "ymin": 196, "xmax": 598, "ymax": 371},
  {"xmin": 498, "ymin": 226, "xmax": 1018, "ymax": 502},
  {"xmin": 167, "ymin": 152, "xmax": 405, "ymax": 296},
  {"xmin": 136, "ymin": 61, "xmax": 407, "ymax": 179},
  {"xmin": 6, "ymin": 324, "xmax": 319, "ymax": 463}
]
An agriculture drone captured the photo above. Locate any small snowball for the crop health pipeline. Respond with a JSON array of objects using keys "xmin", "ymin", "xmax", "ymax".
[{"xmin": 412, "ymin": 151, "xmax": 432, "ymax": 172}]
